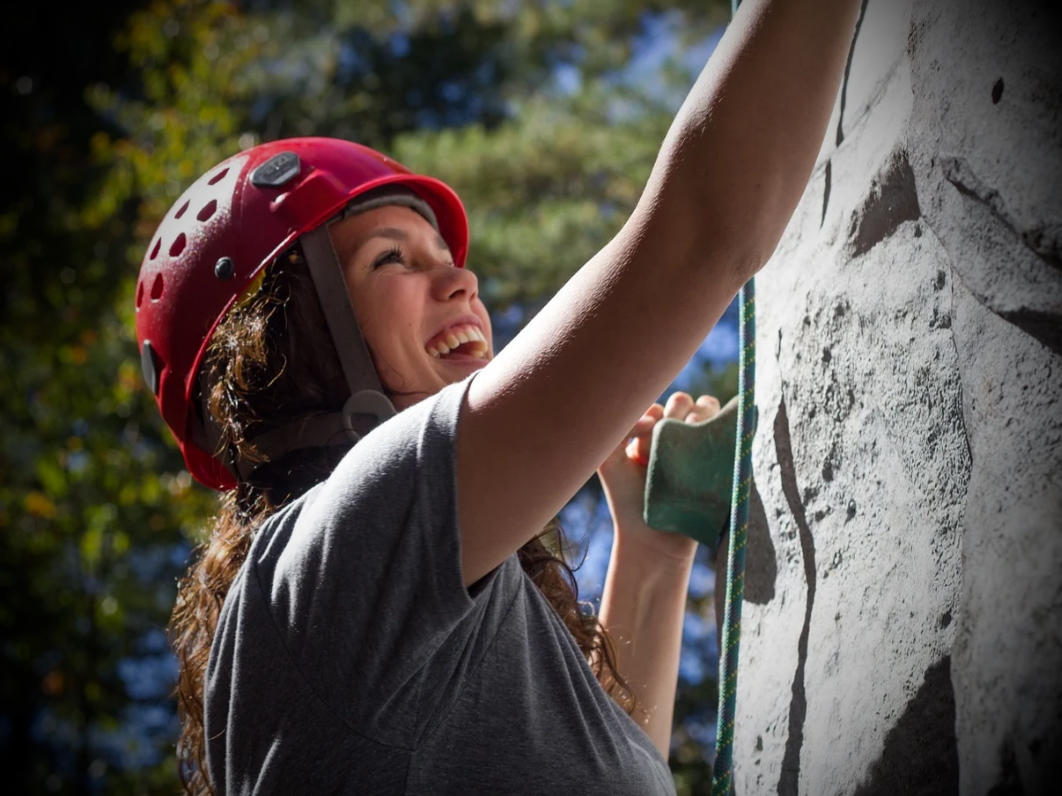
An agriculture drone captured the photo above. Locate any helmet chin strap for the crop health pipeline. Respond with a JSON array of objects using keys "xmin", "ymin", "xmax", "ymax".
[
  {"xmin": 219, "ymin": 224, "xmax": 395, "ymax": 480},
  {"xmin": 300, "ymin": 223, "xmax": 396, "ymax": 418}
]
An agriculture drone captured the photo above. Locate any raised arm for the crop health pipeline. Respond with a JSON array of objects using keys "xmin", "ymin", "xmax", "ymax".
[{"xmin": 456, "ymin": 0, "xmax": 862, "ymax": 587}]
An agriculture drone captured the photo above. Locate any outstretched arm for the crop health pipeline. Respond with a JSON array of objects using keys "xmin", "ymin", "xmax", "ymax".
[{"xmin": 456, "ymin": 0, "xmax": 862, "ymax": 587}]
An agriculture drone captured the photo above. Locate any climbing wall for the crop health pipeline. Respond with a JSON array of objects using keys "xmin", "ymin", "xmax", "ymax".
[{"xmin": 735, "ymin": 0, "xmax": 1062, "ymax": 793}]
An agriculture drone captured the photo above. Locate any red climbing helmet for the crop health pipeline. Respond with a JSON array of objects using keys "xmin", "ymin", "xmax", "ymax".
[{"xmin": 134, "ymin": 137, "xmax": 469, "ymax": 490}]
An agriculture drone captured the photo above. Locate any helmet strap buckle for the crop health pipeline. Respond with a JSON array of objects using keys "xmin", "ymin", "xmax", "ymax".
[{"xmin": 341, "ymin": 390, "xmax": 397, "ymax": 443}]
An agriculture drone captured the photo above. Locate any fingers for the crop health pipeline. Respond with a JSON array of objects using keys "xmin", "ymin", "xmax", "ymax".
[
  {"xmin": 632, "ymin": 403, "xmax": 665, "ymax": 432},
  {"xmin": 687, "ymin": 394, "xmax": 721, "ymax": 424},
  {"xmin": 662, "ymin": 391, "xmax": 695, "ymax": 420},
  {"xmin": 619, "ymin": 393, "xmax": 722, "ymax": 467},
  {"xmin": 626, "ymin": 403, "xmax": 664, "ymax": 466},
  {"xmin": 663, "ymin": 391, "xmax": 721, "ymax": 424}
]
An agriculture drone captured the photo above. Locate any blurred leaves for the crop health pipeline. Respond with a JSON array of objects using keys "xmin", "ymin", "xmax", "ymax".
[{"xmin": 2, "ymin": 0, "xmax": 731, "ymax": 792}]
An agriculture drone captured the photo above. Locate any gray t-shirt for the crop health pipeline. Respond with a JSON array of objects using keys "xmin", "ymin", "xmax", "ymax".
[{"xmin": 205, "ymin": 376, "xmax": 676, "ymax": 795}]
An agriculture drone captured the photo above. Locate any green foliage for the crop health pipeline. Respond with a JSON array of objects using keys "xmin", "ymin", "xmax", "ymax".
[
  {"xmin": 393, "ymin": 85, "xmax": 671, "ymax": 305},
  {"xmin": 1, "ymin": 1, "xmax": 228, "ymax": 791},
  {"xmin": 2, "ymin": 0, "xmax": 731, "ymax": 791}
]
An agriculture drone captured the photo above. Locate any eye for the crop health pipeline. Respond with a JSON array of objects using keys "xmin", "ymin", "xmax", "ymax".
[{"xmin": 371, "ymin": 245, "xmax": 405, "ymax": 269}]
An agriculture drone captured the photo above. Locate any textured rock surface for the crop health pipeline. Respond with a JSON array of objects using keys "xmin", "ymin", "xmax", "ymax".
[{"xmin": 733, "ymin": 1, "xmax": 1062, "ymax": 794}]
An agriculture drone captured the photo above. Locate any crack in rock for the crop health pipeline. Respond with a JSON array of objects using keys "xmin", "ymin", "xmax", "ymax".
[
  {"xmin": 848, "ymin": 148, "xmax": 922, "ymax": 257},
  {"xmin": 836, "ymin": 0, "xmax": 871, "ymax": 147},
  {"xmin": 822, "ymin": 160, "xmax": 832, "ymax": 227},
  {"xmin": 774, "ymin": 396, "xmax": 817, "ymax": 796},
  {"xmin": 942, "ymin": 155, "xmax": 1062, "ymax": 271},
  {"xmin": 934, "ymin": 226, "xmax": 1062, "ymax": 357}
]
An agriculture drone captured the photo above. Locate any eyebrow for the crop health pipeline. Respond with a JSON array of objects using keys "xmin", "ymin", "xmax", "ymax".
[{"xmin": 363, "ymin": 226, "xmax": 450, "ymax": 252}]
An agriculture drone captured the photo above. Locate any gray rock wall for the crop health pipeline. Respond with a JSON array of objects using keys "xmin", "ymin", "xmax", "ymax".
[{"xmin": 735, "ymin": 1, "xmax": 1062, "ymax": 793}]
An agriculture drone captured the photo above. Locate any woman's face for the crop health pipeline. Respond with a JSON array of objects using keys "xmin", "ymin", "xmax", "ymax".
[{"xmin": 331, "ymin": 204, "xmax": 493, "ymax": 411}]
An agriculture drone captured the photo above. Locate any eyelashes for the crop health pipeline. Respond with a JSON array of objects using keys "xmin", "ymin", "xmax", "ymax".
[
  {"xmin": 369, "ymin": 245, "xmax": 457, "ymax": 270},
  {"xmin": 371, "ymin": 245, "xmax": 405, "ymax": 269}
]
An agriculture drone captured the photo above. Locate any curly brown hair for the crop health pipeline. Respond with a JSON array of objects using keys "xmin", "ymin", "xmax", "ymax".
[{"xmin": 168, "ymin": 249, "xmax": 635, "ymax": 795}]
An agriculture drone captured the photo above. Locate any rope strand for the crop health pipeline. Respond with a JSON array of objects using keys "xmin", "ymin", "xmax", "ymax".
[{"xmin": 712, "ymin": 274, "xmax": 755, "ymax": 796}]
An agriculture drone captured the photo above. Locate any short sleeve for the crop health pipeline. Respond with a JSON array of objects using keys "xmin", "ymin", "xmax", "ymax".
[{"xmin": 247, "ymin": 373, "xmax": 509, "ymax": 748}]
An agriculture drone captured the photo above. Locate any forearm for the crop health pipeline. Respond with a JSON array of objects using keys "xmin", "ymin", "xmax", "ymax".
[
  {"xmin": 598, "ymin": 531, "xmax": 696, "ymax": 759},
  {"xmin": 637, "ymin": 0, "xmax": 863, "ymax": 272}
]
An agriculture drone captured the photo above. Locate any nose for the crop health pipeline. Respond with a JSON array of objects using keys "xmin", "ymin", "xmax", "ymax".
[{"xmin": 432, "ymin": 263, "xmax": 479, "ymax": 303}]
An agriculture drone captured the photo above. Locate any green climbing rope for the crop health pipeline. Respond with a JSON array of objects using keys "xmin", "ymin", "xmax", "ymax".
[
  {"xmin": 711, "ymin": 274, "xmax": 754, "ymax": 795},
  {"xmin": 712, "ymin": 1, "xmax": 754, "ymax": 777}
]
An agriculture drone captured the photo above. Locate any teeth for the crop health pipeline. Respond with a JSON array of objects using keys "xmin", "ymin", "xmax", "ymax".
[{"xmin": 427, "ymin": 324, "xmax": 488, "ymax": 359}]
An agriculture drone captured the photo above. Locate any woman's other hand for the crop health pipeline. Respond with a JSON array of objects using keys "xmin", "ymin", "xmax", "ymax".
[{"xmin": 597, "ymin": 391, "xmax": 721, "ymax": 565}]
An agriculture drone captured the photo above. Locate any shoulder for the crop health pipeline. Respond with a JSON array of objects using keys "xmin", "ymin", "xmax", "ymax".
[{"xmin": 244, "ymin": 375, "xmax": 476, "ymax": 602}]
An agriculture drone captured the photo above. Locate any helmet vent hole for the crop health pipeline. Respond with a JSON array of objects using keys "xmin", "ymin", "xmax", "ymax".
[
  {"xmin": 149, "ymin": 238, "xmax": 161, "ymax": 260},
  {"xmin": 207, "ymin": 168, "xmax": 229, "ymax": 186},
  {"xmin": 136, "ymin": 280, "xmax": 145, "ymax": 308},
  {"xmin": 169, "ymin": 233, "xmax": 187, "ymax": 257},
  {"xmin": 150, "ymin": 273, "xmax": 164, "ymax": 301},
  {"xmin": 197, "ymin": 199, "xmax": 218, "ymax": 222},
  {"xmin": 174, "ymin": 200, "xmax": 190, "ymax": 219}
]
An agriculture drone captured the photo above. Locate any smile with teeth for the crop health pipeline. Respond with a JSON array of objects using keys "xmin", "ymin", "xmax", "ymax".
[{"xmin": 426, "ymin": 324, "xmax": 489, "ymax": 359}]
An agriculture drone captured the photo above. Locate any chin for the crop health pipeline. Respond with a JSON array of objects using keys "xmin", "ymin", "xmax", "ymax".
[{"xmin": 435, "ymin": 354, "xmax": 490, "ymax": 372}]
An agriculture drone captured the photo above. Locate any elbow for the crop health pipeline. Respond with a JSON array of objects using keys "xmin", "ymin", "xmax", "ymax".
[
  {"xmin": 631, "ymin": 179, "xmax": 781, "ymax": 288},
  {"xmin": 641, "ymin": 133, "xmax": 806, "ymax": 283},
  {"xmin": 690, "ymin": 167, "xmax": 798, "ymax": 281},
  {"xmin": 689, "ymin": 183, "xmax": 798, "ymax": 285}
]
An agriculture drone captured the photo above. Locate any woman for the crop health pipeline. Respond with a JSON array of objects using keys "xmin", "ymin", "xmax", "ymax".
[{"xmin": 136, "ymin": 0, "xmax": 861, "ymax": 792}]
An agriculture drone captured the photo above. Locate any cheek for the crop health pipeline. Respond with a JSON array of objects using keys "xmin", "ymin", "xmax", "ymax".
[
  {"xmin": 354, "ymin": 279, "xmax": 420, "ymax": 352},
  {"xmin": 478, "ymin": 306, "xmax": 495, "ymax": 351},
  {"xmin": 347, "ymin": 279, "xmax": 390, "ymax": 347}
]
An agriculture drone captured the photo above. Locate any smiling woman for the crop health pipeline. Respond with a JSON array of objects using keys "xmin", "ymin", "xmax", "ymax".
[
  {"xmin": 135, "ymin": 0, "xmax": 863, "ymax": 793},
  {"xmin": 151, "ymin": 145, "xmax": 641, "ymax": 795},
  {"xmin": 332, "ymin": 200, "xmax": 495, "ymax": 408}
]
